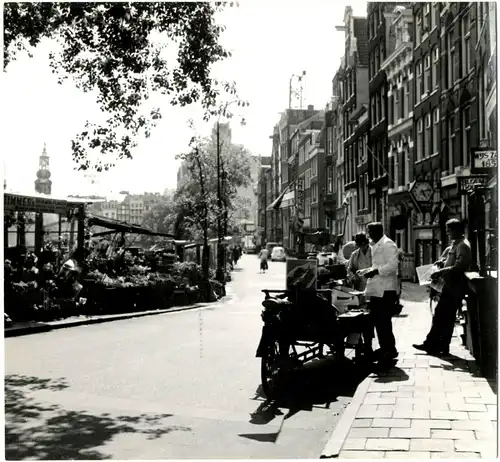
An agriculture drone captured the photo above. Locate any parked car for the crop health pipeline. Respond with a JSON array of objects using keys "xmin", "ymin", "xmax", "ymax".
[
  {"xmin": 270, "ymin": 246, "xmax": 287, "ymax": 262},
  {"xmin": 245, "ymin": 245, "xmax": 257, "ymax": 254},
  {"xmin": 266, "ymin": 242, "xmax": 280, "ymax": 253}
]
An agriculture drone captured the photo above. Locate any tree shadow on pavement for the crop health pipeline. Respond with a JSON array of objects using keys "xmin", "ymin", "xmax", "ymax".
[{"xmin": 5, "ymin": 374, "xmax": 191, "ymax": 460}]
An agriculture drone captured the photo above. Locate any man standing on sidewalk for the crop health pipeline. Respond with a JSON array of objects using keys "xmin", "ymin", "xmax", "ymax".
[
  {"xmin": 413, "ymin": 218, "xmax": 471, "ymax": 356},
  {"xmin": 357, "ymin": 222, "xmax": 400, "ymax": 368}
]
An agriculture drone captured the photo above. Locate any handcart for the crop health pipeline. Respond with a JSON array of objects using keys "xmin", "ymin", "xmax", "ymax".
[{"xmin": 256, "ymin": 286, "xmax": 370, "ymax": 400}]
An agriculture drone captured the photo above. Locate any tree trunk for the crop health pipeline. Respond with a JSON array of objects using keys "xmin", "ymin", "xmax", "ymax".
[{"xmin": 194, "ymin": 148, "xmax": 212, "ymax": 302}]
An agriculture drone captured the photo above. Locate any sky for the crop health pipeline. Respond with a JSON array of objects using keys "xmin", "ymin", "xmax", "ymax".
[{"xmin": 2, "ymin": 0, "xmax": 368, "ymax": 198}]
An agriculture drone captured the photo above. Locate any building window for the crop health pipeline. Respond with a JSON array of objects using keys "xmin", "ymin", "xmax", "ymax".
[
  {"xmin": 462, "ymin": 14, "xmax": 471, "ymax": 75},
  {"xmin": 432, "ymin": 109, "xmax": 439, "ymax": 154},
  {"xmin": 381, "ymin": 87, "xmax": 385, "ymax": 120},
  {"xmin": 404, "ymin": 81, "xmax": 409, "ymax": 118},
  {"xmin": 462, "ymin": 106, "xmax": 471, "ymax": 166},
  {"xmin": 424, "ymin": 114, "xmax": 432, "ymax": 157},
  {"xmin": 447, "ymin": 31, "xmax": 454, "ymax": 87},
  {"xmin": 431, "ymin": 2, "xmax": 439, "ymax": 29},
  {"xmin": 312, "ymin": 183, "xmax": 317, "ymax": 203},
  {"xmin": 448, "ymin": 113, "xmax": 456, "ymax": 172},
  {"xmin": 431, "ymin": 47, "xmax": 439, "ymax": 91},
  {"xmin": 327, "ymin": 166, "xmax": 333, "ymax": 193},
  {"xmin": 416, "ymin": 61, "xmax": 422, "ymax": 102},
  {"xmin": 363, "ymin": 133, "xmax": 368, "ymax": 164},
  {"xmin": 424, "ymin": 54, "xmax": 431, "ymax": 95},
  {"xmin": 375, "ymin": 46, "xmax": 380, "ymax": 73},
  {"xmin": 377, "ymin": 91, "xmax": 382, "ymax": 121},
  {"xmin": 423, "ymin": 3, "xmax": 431, "ymax": 32},
  {"xmin": 416, "ymin": 11, "xmax": 422, "ymax": 44},
  {"xmin": 417, "ymin": 118, "xmax": 423, "ymax": 160},
  {"xmin": 364, "ymin": 174, "xmax": 369, "ymax": 210},
  {"xmin": 394, "ymin": 86, "xmax": 399, "ymax": 122}
]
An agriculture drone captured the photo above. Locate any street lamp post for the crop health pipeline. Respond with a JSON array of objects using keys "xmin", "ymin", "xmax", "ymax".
[
  {"xmin": 216, "ymin": 120, "xmax": 224, "ymax": 283},
  {"xmin": 288, "ymin": 71, "xmax": 306, "ymax": 110}
]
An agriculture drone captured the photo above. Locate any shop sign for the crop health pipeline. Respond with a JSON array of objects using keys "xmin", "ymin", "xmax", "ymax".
[
  {"xmin": 417, "ymin": 229, "xmax": 433, "ymax": 240},
  {"xmin": 470, "ymin": 148, "xmax": 497, "ymax": 174},
  {"xmin": 296, "ymin": 177, "xmax": 305, "ymax": 213},
  {"xmin": 458, "ymin": 175, "xmax": 490, "ymax": 195},
  {"xmin": 4, "ymin": 194, "xmax": 69, "ymax": 214}
]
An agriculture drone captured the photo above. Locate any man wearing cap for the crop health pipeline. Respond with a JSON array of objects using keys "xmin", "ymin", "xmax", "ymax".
[
  {"xmin": 413, "ymin": 218, "xmax": 471, "ymax": 356},
  {"xmin": 347, "ymin": 233, "xmax": 372, "ymax": 291}
]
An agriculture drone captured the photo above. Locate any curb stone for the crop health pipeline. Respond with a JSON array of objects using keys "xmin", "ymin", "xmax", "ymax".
[
  {"xmin": 5, "ymin": 292, "xmax": 235, "ymax": 338},
  {"xmin": 320, "ymin": 375, "xmax": 374, "ymax": 458}
]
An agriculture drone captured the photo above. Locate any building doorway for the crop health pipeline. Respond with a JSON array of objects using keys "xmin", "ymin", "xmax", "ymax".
[{"xmin": 415, "ymin": 239, "xmax": 439, "ymax": 267}]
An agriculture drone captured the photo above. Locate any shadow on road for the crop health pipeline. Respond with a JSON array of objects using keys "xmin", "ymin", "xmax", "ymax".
[
  {"xmin": 5, "ymin": 374, "xmax": 191, "ymax": 460},
  {"xmin": 250, "ymin": 357, "xmax": 371, "ymax": 423}
]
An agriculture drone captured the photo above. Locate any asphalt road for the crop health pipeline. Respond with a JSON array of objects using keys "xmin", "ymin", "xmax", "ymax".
[{"xmin": 5, "ymin": 255, "xmax": 363, "ymax": 460}]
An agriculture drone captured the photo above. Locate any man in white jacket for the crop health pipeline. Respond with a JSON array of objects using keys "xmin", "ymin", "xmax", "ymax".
[{"xmin": 357, "ymin": 222, "xmax": 400, "ymax": 367}]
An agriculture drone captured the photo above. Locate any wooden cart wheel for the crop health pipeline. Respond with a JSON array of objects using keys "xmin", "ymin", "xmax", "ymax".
[{"xmin": 261, "ymin": 340, "xmax": 295, "ymax": 400}]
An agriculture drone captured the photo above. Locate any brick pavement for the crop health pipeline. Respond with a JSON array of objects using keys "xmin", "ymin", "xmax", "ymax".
[{"xmin": 339, "ymin": 284, "xmax": 498, "ymax": 459}]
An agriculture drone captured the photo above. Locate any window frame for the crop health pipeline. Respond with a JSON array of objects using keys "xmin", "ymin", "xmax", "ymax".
[
  {"xmin": 448, "ymin": 113, "xmax": 456, "ymax": 172},
  {"xmin": 462, "ymin": 106, "xmax": 471, "ymax": 166},
  {"xmin": 417, "ymin": 118, "xmax": 424, "ymax": 161},
  {"xmin": 432, "ymin": 109, "xmax": 440, "ymax": 154}
]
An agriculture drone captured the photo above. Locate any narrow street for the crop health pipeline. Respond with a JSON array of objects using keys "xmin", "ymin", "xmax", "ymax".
[{"xmin": 5, "ymin": 254, "xmax": 360, "ymax": 460}]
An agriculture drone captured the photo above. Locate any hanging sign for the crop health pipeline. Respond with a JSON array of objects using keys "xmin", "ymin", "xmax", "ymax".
[
  {"xmin": 470, "ymin": 148, "xmax": 497, "ymax": 174},
  {"xmin": 296, "ymin": 178, "xmax": 305, "ymax": 212},
  {"xmin": 458, "ymin": 175, "xmax": 490, "ymax": 195}
]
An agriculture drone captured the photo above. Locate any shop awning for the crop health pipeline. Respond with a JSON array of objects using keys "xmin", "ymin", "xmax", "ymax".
[
  {"xmin": 279, "ymin": 191, "xmax": 295, "ymax": 209},
  {"xmin": 87, "ymin": 214, "xmax": 176, "ymax": 238},
  {"xmin": 387, "ymin": 190, "xmax": 412, "ymax": 206}
]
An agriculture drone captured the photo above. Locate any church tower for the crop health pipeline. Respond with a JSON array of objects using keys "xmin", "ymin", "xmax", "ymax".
[{"xmin": 35, "ymin": 143, "xmax": 52, "ymax": 194}]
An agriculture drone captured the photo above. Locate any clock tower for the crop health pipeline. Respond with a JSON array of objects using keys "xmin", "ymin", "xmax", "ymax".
[{"xmin": 35, "ymin": 143, "xmax": 52, "ymax": 195}]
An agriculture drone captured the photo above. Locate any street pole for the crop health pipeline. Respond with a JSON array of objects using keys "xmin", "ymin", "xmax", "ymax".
[{"xmin": 216, "ymin": 121, "xmax": 224, "ymax": 283}]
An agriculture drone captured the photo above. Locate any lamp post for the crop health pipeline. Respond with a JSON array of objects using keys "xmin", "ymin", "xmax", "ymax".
[{"xmin": 288, "ymin": 71, "xmax": 306, "ymax": 110}]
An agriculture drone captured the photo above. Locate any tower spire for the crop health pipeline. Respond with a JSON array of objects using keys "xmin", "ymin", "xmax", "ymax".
[{"xmin": 35, "ymin": 142, "xmax": 52, "ymax": 195}]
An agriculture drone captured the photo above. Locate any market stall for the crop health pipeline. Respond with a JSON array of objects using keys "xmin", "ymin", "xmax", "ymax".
[{"xmin": 4, "ymin": 192, "xmax": 100, "ymax": 322}]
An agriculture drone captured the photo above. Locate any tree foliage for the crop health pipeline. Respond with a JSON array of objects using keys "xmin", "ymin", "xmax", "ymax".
[
  {"xmin": 173, "ymin": 125, "xmax": 252, "ymax": 241},
  {"xmin": 3, "ymin": 2, "xmax": 238, "ymax": 171}
]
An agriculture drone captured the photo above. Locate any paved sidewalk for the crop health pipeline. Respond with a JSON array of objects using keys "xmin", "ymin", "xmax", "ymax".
[{"xmin": 323, "ymin": 283, "xmax": 498, "ymax": 459}]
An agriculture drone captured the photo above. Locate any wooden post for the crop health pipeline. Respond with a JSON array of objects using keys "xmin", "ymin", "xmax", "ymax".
[
  {"xmin": 77, "ymin": 205, "xmax": 85, "ymax": 251},
  {"xmin": 34, "ymin": 212, "xmax": 44, "ymax": 257}
]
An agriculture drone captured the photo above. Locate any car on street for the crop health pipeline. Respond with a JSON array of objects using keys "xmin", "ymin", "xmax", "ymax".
[{"xmin": 270, "ymin": 246, "xmax": 286, "ymax": 262}]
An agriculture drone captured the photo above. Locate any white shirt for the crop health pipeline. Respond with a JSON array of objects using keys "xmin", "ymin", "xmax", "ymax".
[{"xmin": 364, "ymin": 235, "xmax": 399, "ymax": 298}]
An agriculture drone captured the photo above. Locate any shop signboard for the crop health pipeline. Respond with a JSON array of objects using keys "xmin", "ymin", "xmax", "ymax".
[
  {"xmin": 458, "ymin": 175, "xmax": 490, "ymax": 195},
  {"xmin": 286, "ymin": 258, "xmax": 317, "ymax": 290},
  {"xmin": 296, "ymin": 178, "xmax": 305, "ymax": 210},
  {"xmin": 4, "ymin": 194, "xmax": 70, "ymax": 214},
  {"xmin": 470, "ymin": 148, "xmax": 497, "ymax": 175}
]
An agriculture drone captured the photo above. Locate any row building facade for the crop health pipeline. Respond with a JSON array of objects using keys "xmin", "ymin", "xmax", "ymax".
[{"xmin": 258, "ymin": 2, "xmax": 497, "ymax": 277}]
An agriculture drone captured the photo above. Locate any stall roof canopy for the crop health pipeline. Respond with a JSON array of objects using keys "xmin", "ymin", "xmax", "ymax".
[
  {"xmin": 87, "ymin": 214, "xmax": 176, "ymax": 238},
  {"xmin": 4, "ymin": 191, "xmax": 101, "ymax": 214}
]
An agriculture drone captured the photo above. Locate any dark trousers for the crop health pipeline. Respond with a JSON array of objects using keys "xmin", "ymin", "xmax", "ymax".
[
  {"xmin": 425, "ymin": 285, "xmax": 463, "ymax": 351},
  {"xmin": 364, "ymin": 291, "xmax": 398, "ymax": 355}
]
